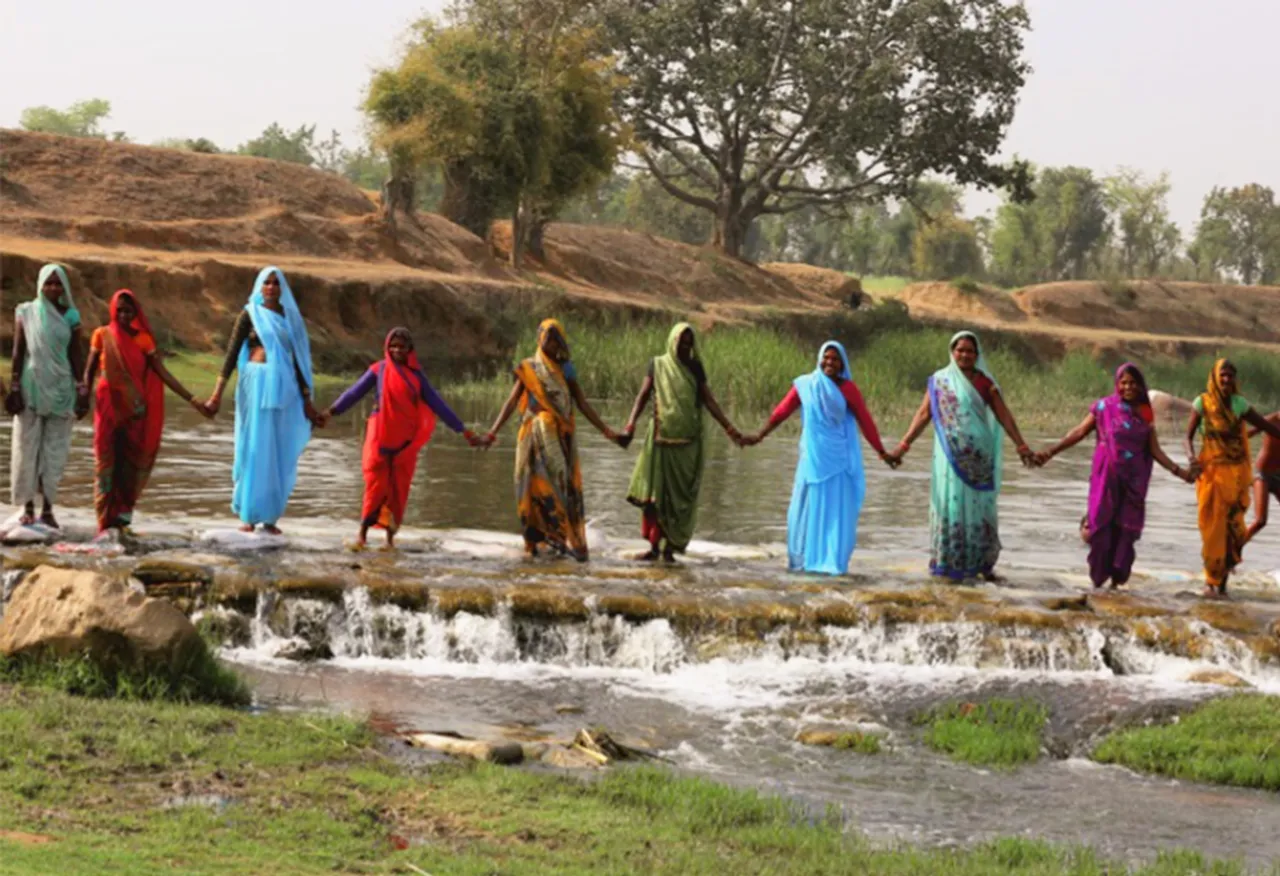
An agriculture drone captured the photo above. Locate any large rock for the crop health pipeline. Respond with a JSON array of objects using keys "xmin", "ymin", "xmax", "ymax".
[{"xmin": 0, "ymin": 565, "xmax": 202, "ymax": 669}]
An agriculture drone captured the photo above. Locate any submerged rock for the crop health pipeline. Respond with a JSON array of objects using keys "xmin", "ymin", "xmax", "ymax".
[
  {"xmin": 0, "ymin": 565, "xmax": 201, "ymax": 669},
  {"xmin": 1185, "ymin": 669, "xmax": 1252, "ymax": 688}
]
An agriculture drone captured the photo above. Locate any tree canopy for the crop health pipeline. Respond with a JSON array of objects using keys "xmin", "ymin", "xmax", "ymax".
[
  {"xmin": 605, "ymin": 0, "xmax": 1032, "ymax": 257},
  {"xmin": 1193, "ymin": 184, "xmax": 1280, "ymax": 286},
  {"xmin": 20, "ymin": 99, "xmax": 123, "ymax": 140}
]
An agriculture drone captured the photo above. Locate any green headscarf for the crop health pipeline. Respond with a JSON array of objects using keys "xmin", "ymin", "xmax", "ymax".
[
  {"xmin": 652, "ymin": 322, "xmax": 701, "ymax": 441},
  {"xmin": 17, "ymin": 265, "xmax": 80, "ymax": 417}
]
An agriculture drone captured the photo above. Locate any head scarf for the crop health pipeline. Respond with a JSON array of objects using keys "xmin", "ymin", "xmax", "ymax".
[
  {"xmin": 516, "ymin": 318, "xmax": 574, "ymax": 429},
  {"xmin": 928, "ymin": 330, "xmax": 1003, "ymax": 491},
  {"xmin": 1114, "ymin": 362, "xmax": 1151, "ymax": 409},
  {"xmin": 794, "ymin": 340, "xmax": 864, "ymax": 485},
  {"xmin": 1199, "ymin": 358, "xmax": 1248, "ymax": 465},
  {"xmin": 371, "ymin": 326, "xmax": 435, "ymax": 453},
  {"xmin": 101, "ymin": 290, "xmax": 161, "ymax": 422},
  {"xmin": 243, "ymin": 267, "xmax": 314, "ymax": 409},
  {"xmin": 651, "ymin": 323, "xmax": 702, "ymax": 441},
  {"xmin": 17, "ymin": 264, "xmax": 81, "ymax": 416}
]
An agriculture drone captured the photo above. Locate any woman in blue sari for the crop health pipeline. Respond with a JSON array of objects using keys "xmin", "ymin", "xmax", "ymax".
[
  {"xmin": 747, "ymin": 341, "xmax": 897, "ymax": 575},
  {"xmin": 204, "ymin": 267, "xmax": 320, "ymax": 534},
  {"xmin": 886, "ymin": 331, "xmax": 1036, "ymax": 580}
]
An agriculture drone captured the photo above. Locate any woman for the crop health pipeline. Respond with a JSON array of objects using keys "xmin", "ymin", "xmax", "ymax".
[
  {"xmin": 886, "ymin": 331, "xmax": 1036, "ymax": 581},
  {"xmin": 1037, "ymin": 363, "xmax": 1196, "ymax": 589},
  {"xmin": 1184, "ymin": 359, "xmax": 1280, "ymax": 598},
  {"xmin": 6, "ymin": 264, "xmax": 87, "ymax": 529},
  {"xmin": 622, "ymin": 323, "xmax": 745, "ymax": 561},
  {"xmin": 203, "ymin": 267, "xmax": 320, "ymax": 535},
  {"xmin": 83, "ymin": 290, "xmax": 210, "ymax": 535},
  {"xmin": 324, "ymin": 327, "xmax": 483, "ymax": 548},
  {"xmin": 745, "ymin": 341, "xmax": 898, "ymax": 575},
  {"xmin": 483, "ymin": 319, "xmax": 624, "ymax": 560}
]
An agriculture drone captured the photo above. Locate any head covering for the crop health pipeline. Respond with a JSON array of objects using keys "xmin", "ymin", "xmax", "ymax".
[
  {"xmin": 1199, "ymin": 358, "xmax": 1248, "ymax": 465},
  {"xmin": 535, "ymin": 318, "xmax": 569, "ymax": 382},
  {"xmin": 793, "ymin": 339, "xmax": 864, "ymax": 485},
  {"xmin": 1114, "ymin": 362, "xmax": 1150, "ymax": 408},
  {"xmin": 17, "ymin": 264, "xmax": 81, "ymax": 416},
  {"xmin": 243, "ymin": 267, "xmax": 314, "ymax": 408},
  {"xmin": 652, "ymin": 323, "xmax": 702, "ymax": 441}
]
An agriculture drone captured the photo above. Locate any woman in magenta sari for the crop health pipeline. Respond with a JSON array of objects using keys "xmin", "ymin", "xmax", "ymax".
[{"xmin": 1038, "ymin": 363, "xmax": 1196, "ymax": 588}]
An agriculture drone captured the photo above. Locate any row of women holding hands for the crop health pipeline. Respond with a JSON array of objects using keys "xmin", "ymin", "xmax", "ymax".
[{"xmin": 14, "ymin": 264, "xmax": 1279, "ymax": 599}]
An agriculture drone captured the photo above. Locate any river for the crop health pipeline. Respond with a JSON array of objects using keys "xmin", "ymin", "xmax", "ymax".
[{"xmin": 6, "ymin": 401, "xmax": 1280, "ymax": 866}]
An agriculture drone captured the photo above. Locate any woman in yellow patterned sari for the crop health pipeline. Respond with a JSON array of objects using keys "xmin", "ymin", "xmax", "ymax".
[
  {"xmin": 1185, "ymin": 359, "xmax": 1280, "ymax": 598},
  {"xmin": 485, "ymin": 319, "xmax": 626, "ymax": 560}
]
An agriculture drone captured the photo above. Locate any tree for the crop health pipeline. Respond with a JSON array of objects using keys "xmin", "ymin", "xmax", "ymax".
[
  {"xmin": 988, "ymin": 166, "xmax": 1110, "ymax": 286},
  {"xmin": 1194, "ymin": 184, "xmax": 1280, "ymax": 286},
  {"xmin": 153, "ymin": 137, "xmax": 221, "ymax": 153},
  {"xmin": 913, "ymin": 213, "xmax": 985, "ymax": 280},
  {"xmin": 20, "ymin": 98, "xmax": 123, "ymax": 140},
  {"xmin": 365, "ymin": 15, "xmax": 621, "ymax": 264},
  {"xmin": 1105, "ymin": 169, "xmax": 1180, "ymax": 279},
  {"xmin": 605, "ymin": 0, "xmax": 1032, "ymax": 258},
  {"xmin": 237, "ymin": 123, "xmax": 316, "ymax": 165}
]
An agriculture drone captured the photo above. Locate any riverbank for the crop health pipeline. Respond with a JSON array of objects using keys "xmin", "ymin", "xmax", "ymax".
[{"xmin": 0, "ymin": 683, "xmax": 1268, "ymax": 875}]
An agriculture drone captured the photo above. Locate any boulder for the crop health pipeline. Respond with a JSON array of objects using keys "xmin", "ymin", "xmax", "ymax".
[
  {"xmin": 1185, "ymin": 669, "xmax": 1252, "ymax": 688},
  {"xmin": 0, "ymin": 565, "xmax": 202, "ymax": 669}
]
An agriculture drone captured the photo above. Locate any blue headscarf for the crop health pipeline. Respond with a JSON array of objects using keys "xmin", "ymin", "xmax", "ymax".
[
  {"xmin": 793, "ymin": 340, "xmax": 864, "ymax": 484},
  {"xmin": 243, "ymin": 267, "xmax": 314, "ymax": 409}
]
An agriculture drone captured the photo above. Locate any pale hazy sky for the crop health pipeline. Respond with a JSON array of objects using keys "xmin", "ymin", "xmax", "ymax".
[{"xmin": 4, "ymin": 0, "xmax": 1277, "ymax": 234}]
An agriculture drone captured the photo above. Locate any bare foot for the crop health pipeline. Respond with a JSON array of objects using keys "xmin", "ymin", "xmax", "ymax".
[
  {"xmin": 39, "ymin": 509, "xmax": 58, "ymax": 529},
  {"xmin": 239, "ymin": 523, "xmax": 256, "ymax": 533},
  {"xmin": 639, "ymin": 548, "xmax": 660, "ymax": 562},
  {"xmin": 661, "ymin": 547, "xmax": 676, "ymax": 563},
  {"xmin": 523, "ymin": 541, "xmax": 538, "ymax": 559},
  {"xmin": 262, "ymin": 524, "xmax": 282, "ymax": 536}
]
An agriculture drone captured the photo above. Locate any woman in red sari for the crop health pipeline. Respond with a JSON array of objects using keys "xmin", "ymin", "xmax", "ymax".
[
  {"xmin": 83, "ymin": 290, "xmax": 210, "ymax": 535},
  {"xmin": 324, "ymin": 327, "xmax": 482, "ymax": 547}
]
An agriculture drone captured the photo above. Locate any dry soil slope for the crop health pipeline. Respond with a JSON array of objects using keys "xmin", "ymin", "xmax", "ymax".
[{"xmin": 0, "ymin": 130, "xmax": 840, "ymax": 371}]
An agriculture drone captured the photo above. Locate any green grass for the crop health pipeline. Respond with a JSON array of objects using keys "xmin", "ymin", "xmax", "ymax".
[
  {"xmin": 1093, "ymin": 694, "xmax": 1280, "ymax": 791},
  {"xmin": 0, "ymin": 686, "xmax": 1263, "ymax": 875},
  {"xmin": 440, "ymin": 308, "xmax": 1280, "ymax": 433},
  {"xmin": 832, "ymin": 731, "xmax": 883, "ymax": 754},
  {"xmin": 0, "ymin": 646, "xmax": 250, "ymax": 707},
  {"xmin": 919, "ymin": 699, "xmax": 1048, "ymax": 768},
  {"xmin": 857, "ymin": 274, "xmax": 913, "ymax": 298}
]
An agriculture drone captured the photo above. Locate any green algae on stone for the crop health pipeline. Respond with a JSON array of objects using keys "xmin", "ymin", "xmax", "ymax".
[
  {"xmin": 508, "ymin": 586, "xmax": 591, "ymax": 622},
  {"xmin": 434, "ymin": 587, "xmax": 498, "ymax": 618},
  {"xmin": 274, "ymin": 576, "xmax": 348, "ymax": 603},
  {"xmin": 131, "ymin": 559, "xmax": 214, "ymax": 587}
]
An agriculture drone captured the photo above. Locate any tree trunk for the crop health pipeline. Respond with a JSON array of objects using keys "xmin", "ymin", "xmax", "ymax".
[
  {"xmin": 510, "ymin": 205, "xmax": 524, "ymax": 269},
  {"xmin": 440, "ymin": 159, "xmax": 497, "ymax": 239},
  {"xmin": 528, "ymin": 216, "xmax": 549, "ymax": 261}
]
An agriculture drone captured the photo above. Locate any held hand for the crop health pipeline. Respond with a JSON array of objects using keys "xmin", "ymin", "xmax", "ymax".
[
  {"xmin": 726, "ymin": 427, "xmax": 745, "ymax": 448},
  {"xmin": 203, "ymin": 395, "xmax": 221, "ymax": 418},
  {"xmin": 741, "ymin": 432, "xmax": 763, "ymax": 448},
  {"xmin": 74, "ymin": 386, "xmax": 90, "ymax": 420},
  {"xmin": 190, "ymin": 397, "xmax": 215, "ymax": 420},
  {"xmin": 1033, "ymin": 450, "xmax": 1052, "ymax": 467},
  {"xmin": 303, "ymin": 399, "xmax": 322, "ymax": 427},
  {"xmin": 1016, "ymin": 445, "xmax": 1038, "ymax": 468},
  {"xmin": 879, "ymin": 450, "xmax": 901, "ymax": 469},
  {"xmin": 616, "ymin": 425, "xmax": 636, "ymax": 450},
  {"xmin": 4, "ymin": 386, "xmax": 23, "ymax": 417},
  {"xmin": 480, "ymin": 431, "xmax": 498, "ymax": 451}
]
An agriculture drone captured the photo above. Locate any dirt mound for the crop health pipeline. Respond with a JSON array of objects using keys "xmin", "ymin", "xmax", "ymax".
[
  {"xmin": 900, "ymin": 281, "xmax": 1027, "ymax": 325},
  {"xmin": 1015, "ymin": 281, "xmax": 1280, "ymax": 344},
  {"xmin": 760, "ymin": 263, "xmax": 862, "ymax": 307},
  {"xmin": 491, "ymin": 222, "xmax": 828, "ymax": 310}
]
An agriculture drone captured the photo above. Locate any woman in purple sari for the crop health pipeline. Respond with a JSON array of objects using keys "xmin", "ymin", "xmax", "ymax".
[{"xmin": 1038, "ymin": 363, "xmax": 1196, "ymax": 588}]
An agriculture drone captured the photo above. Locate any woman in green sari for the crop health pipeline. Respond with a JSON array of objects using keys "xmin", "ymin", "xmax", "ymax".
[
  {"xmin": 622, "ymin": 323, "xmax": 745, "ymax": 561},
  {"xmin": 886, "ymin": 331, "xmax": 1037, "ymax": 580}
]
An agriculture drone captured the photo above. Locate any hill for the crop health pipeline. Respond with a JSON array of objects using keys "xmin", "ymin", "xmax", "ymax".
[{"xmin": 0, "ymin": 130, "xmax": 840, "ymax": 373}]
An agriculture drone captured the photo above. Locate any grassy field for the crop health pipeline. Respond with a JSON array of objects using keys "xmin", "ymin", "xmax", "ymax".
[
  {"xmin": 918, "ymin": 699, "xmax": 1048, "ymax": 769},
  {"xmin": 1092, "ymin": 694, "xmax": 1280, "ymax": 792},
  {"xmin": 0, "ymin": 685, "xmax": 1264, "ymax": 876}
]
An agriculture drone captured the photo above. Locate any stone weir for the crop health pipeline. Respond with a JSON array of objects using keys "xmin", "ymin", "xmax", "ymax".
[{"xmin": 3, "ymin": 540, "xmax": 1280, "ymax": 687}]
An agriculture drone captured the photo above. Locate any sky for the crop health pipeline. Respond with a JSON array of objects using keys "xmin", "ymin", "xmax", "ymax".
[{"xmin": 3, "ymin": 0, "xmax": 1277, "ymax": 235}]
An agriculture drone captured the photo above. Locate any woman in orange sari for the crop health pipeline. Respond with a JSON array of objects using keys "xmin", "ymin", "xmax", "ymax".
[
  {"xmin": 484, "ymin": 319, "xmax": 626, "ymax": 560},
  {"xmin": 1185, "ymin": 359, "xmax": 1280, "ymax": 598},
  {"xmin": 83, "ymin": 290, "xmax": 210, "ymax": 535},
  {"xmin": 324, "ymin": 327, "xmax": 482, "ymax": 547}
]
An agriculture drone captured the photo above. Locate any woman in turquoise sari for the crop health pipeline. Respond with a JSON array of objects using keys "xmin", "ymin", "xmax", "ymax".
[
  {"xmin": 887, "ymin": 331, "xmax": 1036, "ymax": 580},
  {"xmin": 204, "ymin": 267, "xmax": 320, "ymax": 533},
  {"xmin": 746, "ymin": 341, "xmax": 898, "ymax": 575}
]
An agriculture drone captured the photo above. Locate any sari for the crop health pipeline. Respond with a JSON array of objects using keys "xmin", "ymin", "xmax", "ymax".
[
  {"xmin": 513, "ymin": 319, "xmax": 587, "ymax": 559},
  {"xmin": 231, "ymin": 267, "xmax": 314, "ymax": 526},
  {"xmin": 92, "ymin": 290, "xmax": 165, "ymax": 532},
  {"xmin": 787, "ymin": 341, "xmax": 867, "ymax": 576},
  {"xmin": 11, "ymin": 264, "xmax": 81, "ymax": 508},
  {"xmin": 928, "ymin": 331, "xmax": 1002, "ymax": 579},
  {"xmin": 1196, "ymin": 359, "xmax": 1251, "ymax": 591},
  {"xmin": 626, "ymin": 323, "xmax": 705, "ymax": 553},
  {"xmin": 1085, "ymin": 363, "xmax": 1154, "ymax": 587},
  {"xmin": 361, "ymin": 328, "xmax": 436, "ymax": 531}
]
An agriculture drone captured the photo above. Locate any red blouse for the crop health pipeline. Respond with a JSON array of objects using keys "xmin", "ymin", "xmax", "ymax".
[{"xmin": 768, "ymin": 380, "xmax": 886, "ymax": 454}]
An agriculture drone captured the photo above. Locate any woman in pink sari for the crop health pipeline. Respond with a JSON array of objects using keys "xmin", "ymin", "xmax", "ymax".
[{"xmin": 1037, "ymin": 363, "xmax": 1195, "ymax": 588}]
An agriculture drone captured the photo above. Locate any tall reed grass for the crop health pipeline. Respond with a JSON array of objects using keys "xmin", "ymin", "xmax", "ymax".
[{"xmin": 442, "ymin": 309, "xmax": 1280, "ymax": 429}]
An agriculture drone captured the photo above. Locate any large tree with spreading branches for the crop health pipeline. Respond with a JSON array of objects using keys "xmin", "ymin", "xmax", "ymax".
[{"xmin": 605, "ymin": 0, "xmax": 1033, "ymax": 258}]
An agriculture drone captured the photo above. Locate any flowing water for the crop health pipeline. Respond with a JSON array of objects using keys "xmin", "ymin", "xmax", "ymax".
[{"xmin": 7, "ymin": 401, "xmax": 1280, "ymax": 866}]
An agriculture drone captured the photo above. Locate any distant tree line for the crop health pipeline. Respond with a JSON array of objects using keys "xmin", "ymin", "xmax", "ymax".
[{"xmin": 17, "ymin": 0, "xmax": 1280, "ymax": 288}]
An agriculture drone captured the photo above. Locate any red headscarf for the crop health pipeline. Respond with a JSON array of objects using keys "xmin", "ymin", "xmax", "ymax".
[{"xmin": 98, "ymin": 290, "xmax": 164, "ymax": 445}]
